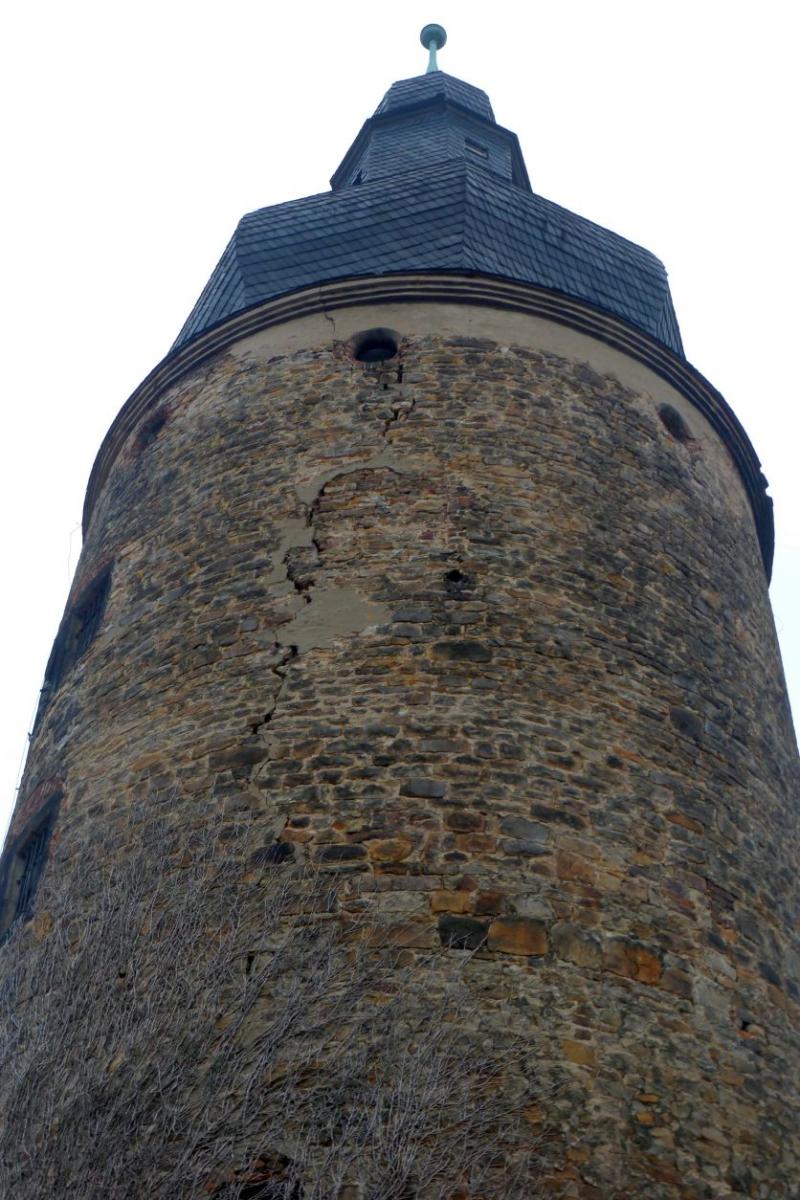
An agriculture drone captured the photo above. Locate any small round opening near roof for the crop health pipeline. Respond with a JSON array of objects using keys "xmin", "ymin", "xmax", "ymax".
[
  {"xmin": 420, "ymin": 23, "xmax": 447, "ymax": 73},
  {"xmin": 353, "ymin": 329, "xmax": 399, "ymax": 363}
]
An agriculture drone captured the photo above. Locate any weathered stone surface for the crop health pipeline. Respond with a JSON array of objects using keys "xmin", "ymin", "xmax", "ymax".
[
  {"xmin": 604, "ymin": 937, "xmax": 663, "ymax": 985},
  {"xmin": 6, "ymin": 318, "xmax": 799, "ymax": 1198},
  {"xmin": 400, "ymin": 778, "xmax": 447, "ymax": 799},
  {"xmin": 552, "ymin": 922, "xmax": 603, "ymax": 969}
]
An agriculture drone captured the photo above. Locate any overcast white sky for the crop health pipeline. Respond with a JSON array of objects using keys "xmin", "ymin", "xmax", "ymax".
[{"xmin": 1, "ymin": 1, "xmax": 797, "ymax": 837}]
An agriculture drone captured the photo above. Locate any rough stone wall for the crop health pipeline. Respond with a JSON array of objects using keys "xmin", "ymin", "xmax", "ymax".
[{"xmin": 7, "ymin": 311, "xmax": 800, "ymax": 1198}]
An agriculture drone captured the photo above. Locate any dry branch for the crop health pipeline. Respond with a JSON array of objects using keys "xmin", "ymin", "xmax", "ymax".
[{"xmin": 0, "ymin": 799, "xmax": 552, "ymax": 1199}]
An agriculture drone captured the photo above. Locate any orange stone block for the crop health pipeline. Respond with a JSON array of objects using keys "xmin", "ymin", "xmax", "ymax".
[
  {"xmin": 604, "ymin": 937, "xmax": 663, "ymax": 985},
  {"xmin": 365, "ymin": 837, "xmax": 413, "ymax": 863},
  {"xmin": 566, "ymin": 1145, "xmax": 591, "ymax": 1163},
  {"xmin": 665, "ymin": 809, "xmax": 705, "ymax": 834},
  {"xmin": 562, "ymin": 1038, "xmax": 596, "ymax": 1066},
  {"xmin": 487, "ymin": 917, "xmax": 548, "ymax": 956},
  {"xmin": 430, "ymin": 890, "xmax": 473, "ymax": 914}
]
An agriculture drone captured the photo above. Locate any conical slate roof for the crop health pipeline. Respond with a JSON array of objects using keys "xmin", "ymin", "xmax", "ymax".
[{"xmin": 173, "ymin": 69, "xmax": 683, "ymax": 356}]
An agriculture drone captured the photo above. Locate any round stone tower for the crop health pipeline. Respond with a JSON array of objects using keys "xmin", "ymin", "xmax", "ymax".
[{"xmin": 1, "ymin": 32, "xmax": 798, "ymax": 1200}]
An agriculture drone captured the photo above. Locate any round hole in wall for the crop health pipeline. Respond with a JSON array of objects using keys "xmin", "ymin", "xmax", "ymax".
[
  {"xmin": 658, "ymin": 403, "xmax": 692, "ymax": 443},
  {"xmin": 352, "ymin": 328, "xmax": 399, "ymax": 364},
  {"xmin": 444, "ymin": 568, "xmax": 473, "ymax": 592}
]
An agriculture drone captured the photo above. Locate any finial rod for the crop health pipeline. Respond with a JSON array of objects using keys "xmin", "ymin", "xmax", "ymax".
[{"xmin": 420, "ymin": 23, "xmax": 447, "ymax": 74}]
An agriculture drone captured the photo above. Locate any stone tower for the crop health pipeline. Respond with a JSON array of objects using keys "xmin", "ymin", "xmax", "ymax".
[{"xmin": 1, "ymin": 28, "xmax": 798, "ymax": 1200}]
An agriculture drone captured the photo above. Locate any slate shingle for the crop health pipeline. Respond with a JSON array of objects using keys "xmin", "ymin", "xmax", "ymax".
[
  {"xmin": 374, "ymin": 72, "xmax": 495, "ymax": 121},
  {"xmin": 172, "ymin": 72, "xmax": 683, "ymax": 359}
]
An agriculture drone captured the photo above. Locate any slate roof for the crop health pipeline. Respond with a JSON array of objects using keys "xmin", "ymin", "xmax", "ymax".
[
  {"xmin": 374, "ymin": 71, "xmax": 495, "ymax": 121},
  {"xmin": 173, "ymin": 71, "xmax": 682, "ymax": 357}
]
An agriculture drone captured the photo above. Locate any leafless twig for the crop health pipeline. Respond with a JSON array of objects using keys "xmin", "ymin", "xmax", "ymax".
[{"xmin": 0, "ymin": 797, "xmax": 554, "ymax": 1199}]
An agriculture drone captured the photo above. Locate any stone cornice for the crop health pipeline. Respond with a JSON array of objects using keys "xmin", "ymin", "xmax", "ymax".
[{"xmin": 82, "ymin": 273, "xmax": 773, "ymax": 577}]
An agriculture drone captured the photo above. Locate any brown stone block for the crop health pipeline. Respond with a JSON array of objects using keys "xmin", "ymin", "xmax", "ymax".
[
  {"xmin": 612, "ymin": 747, "xmax": 649, "ymax": 766},
  {"xmin": 430, "ymin": 890, "xmax": 473, "ymax": 914},
  {"xmin": 606, "ymin": 572, "xmax": 633, "ymax": 590},
  {"xmin": 562, "ymin": 1037, "xmax": 596, "ymax": 1067},
  {"xmin": 643, "ymin": 1158, "xmax": 682, "ymax": 1187},
  {"xmin": 473, "ymin": 889, "xmax": 507, "ymax": 915},
  {"xmin": 556, "ymin": 850, "xmax": 595, "ymax": 884},
  {"xmin": 361, "ymin": 921, "xmax": 439, "ymax": 950},
  {"xmin": 488, "ymin": 917, "xmax": 548, "ymax": 956},
  {"xmin": 365, "ymin": 837, "xmax": 413, "ymax": 863},
  {"xmin": 666, "ymin": 809, "xmax": 705, "ymax": 834},
  {"xmin": 445, "ymin": 811, "xmax": 485, "ymax": 832},
  {"xmin": 129, "ymin": 752, "xmax": 166, "ymax": 771},
  {"xmin": 661, "ymin": 966, "xmax": 692, "ymax": 997},
  {"xmin": 523, "ymin": 1102, "xmax": 545, "ymax": 1127},
  {"xmin": 32, "ymin": 910, "xmax": 55, "ymax": 940},
  {"xmin": 454, "ymin": 833, "xmax": 496, "ymax": 853},
  {"xmin": 565, "ymin": 1145, "xmax": 591, "ymax": 1165},
  {"xmin": 604, "ymin": 936, "xmax": 662, "ymax": 984},
  {"xmin": 595, "ymin": 869, "xmax": 624, "ymax": 895},
  {"xmin": 695, "ymin": 1137, "xmax": 729, "ymax": 1166},
  {"xmin": 281, "ymin": 826, "xmax": 314, "ymax": 844}
]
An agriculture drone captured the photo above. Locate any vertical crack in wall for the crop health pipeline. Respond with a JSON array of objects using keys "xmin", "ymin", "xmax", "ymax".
[
  {"xmin": 251, "ymin": 487, "xmax": 325, "ymax": 736},
  {"xmin": 253, "ymin": 448, "xmax": 400, "ymax": 742},
  {"xmin": 250, "ymin": 643, "xmax": 298, "ymax": 734},
  {"xmin": 380, "ymin": 363, "xmax": 413, "ymax": 439}
]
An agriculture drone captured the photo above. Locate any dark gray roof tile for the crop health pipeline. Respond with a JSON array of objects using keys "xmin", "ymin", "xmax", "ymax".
[
  {"xmin": 375, "ymin": 72, "xmax": 494, "ymax": 120},
  {"xmin": 172, "ymin": 72, "xmax": 682, "ymax": 359}
]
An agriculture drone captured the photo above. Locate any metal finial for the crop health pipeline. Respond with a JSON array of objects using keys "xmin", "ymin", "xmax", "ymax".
[{"xmin": 420, "ymin": 24, "xmax": 447, "ymax": 73}]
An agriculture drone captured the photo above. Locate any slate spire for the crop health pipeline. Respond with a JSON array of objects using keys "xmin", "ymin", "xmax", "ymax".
[{"xmin": 174, "ymin": 49, "xmax": 683, "ymax": 360}]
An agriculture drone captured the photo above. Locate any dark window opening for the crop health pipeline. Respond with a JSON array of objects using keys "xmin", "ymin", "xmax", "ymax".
[
  {"xmin": 352, "ymin": 170, "xmax": 364, "ymax": 186},
  {"xmin": 136, "ymin": 407, "xmax": 168, "ymax": 451},
  {"xmin": 0, "ymin": 793, "xmax": 60, "ymax": 938},
  {"xmin": 36, "ymin": 567, "xmax": 112, "ymax": 723},
  {"xmin": 465, "ymin": 137, "xmax": 489, "ymax": 160},
  {"xmin": 658, "ymin": 403, "xmax": 693, "ymax": 443},
  {"xmin": 352, "ymin": 328, "xmax": 399, "ymax": 364},
  {"xmin": 15, "ymin": 824, "xmax": 50, "ymax": 919},
  {"xmin": 73, "ymin": 570, "xmax": 111, "ymax": 659}
]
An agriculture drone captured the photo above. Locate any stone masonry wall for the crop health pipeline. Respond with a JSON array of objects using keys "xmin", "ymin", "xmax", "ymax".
[{"xmin": 8, "ymin": 305, "xmax": 800, "ymax": 1198}]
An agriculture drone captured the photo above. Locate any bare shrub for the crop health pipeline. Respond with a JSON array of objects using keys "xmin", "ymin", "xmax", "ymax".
[{"xmin": 0, "ymin": 799, "xmax": 551, "ymax": 1198}]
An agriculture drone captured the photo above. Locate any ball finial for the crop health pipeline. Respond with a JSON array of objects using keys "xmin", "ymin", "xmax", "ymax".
[{"xmin": 420, "ymin": 23, "xmax": 447, "ymax": 73}]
